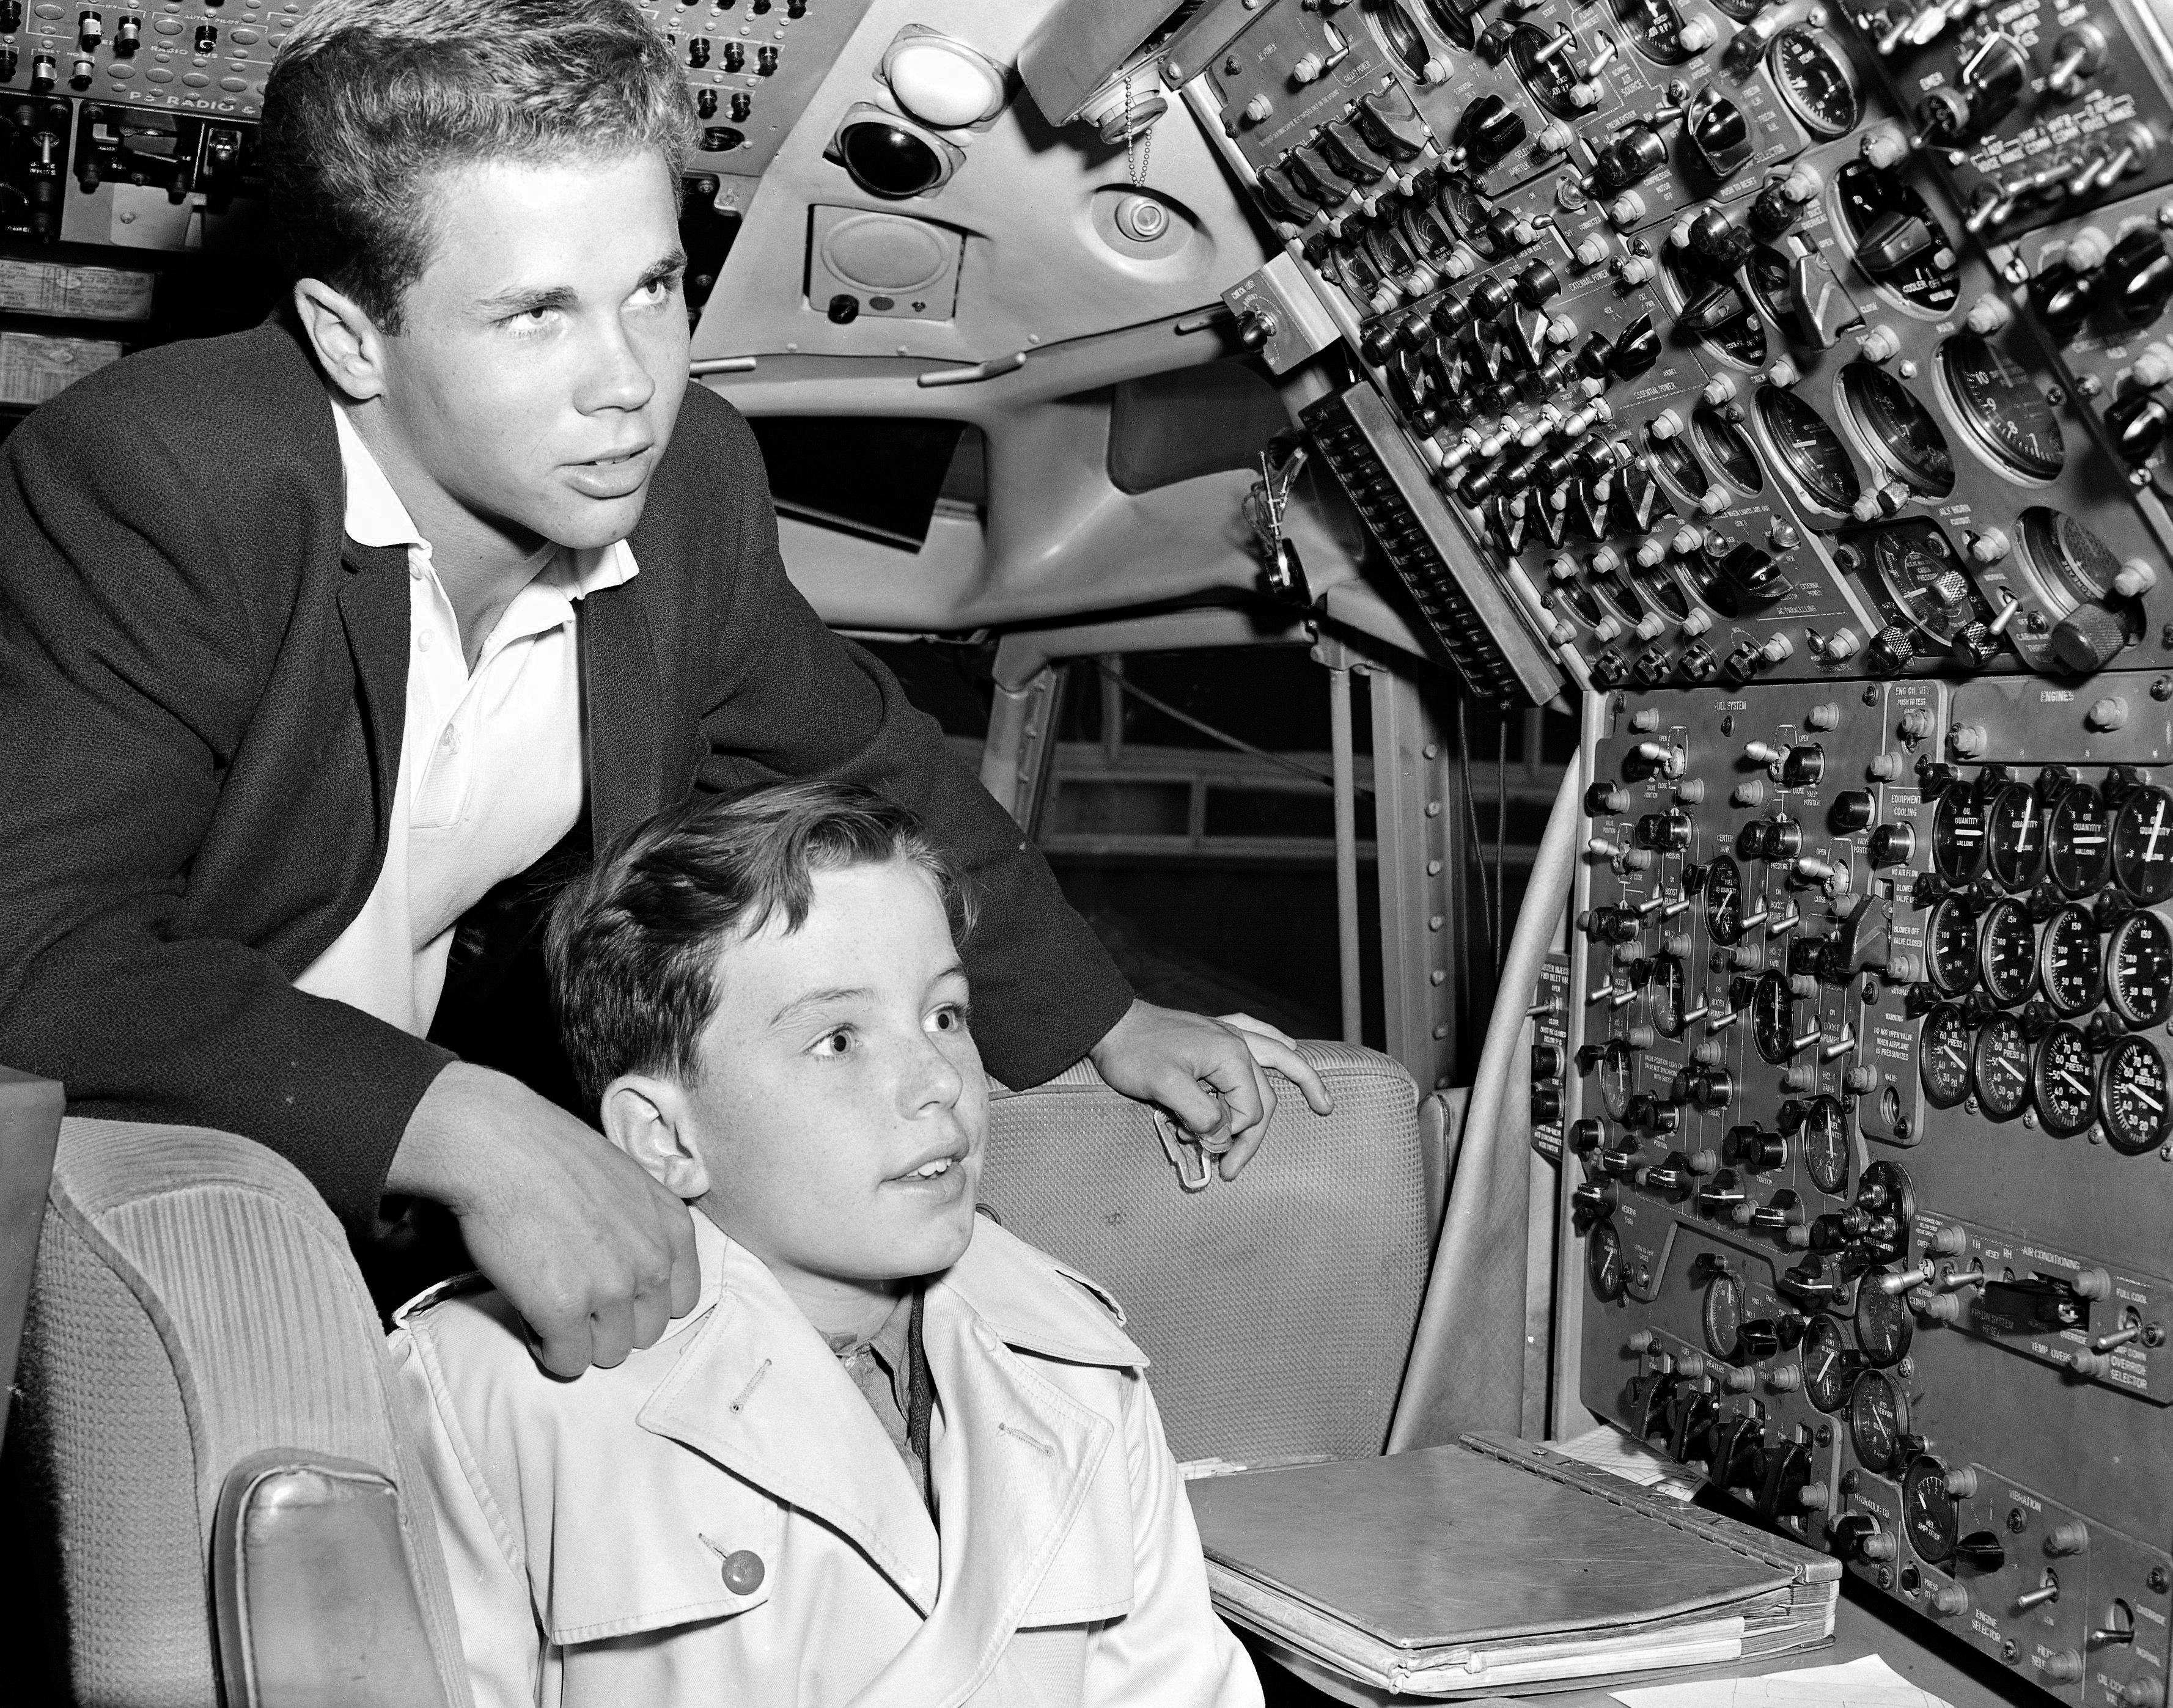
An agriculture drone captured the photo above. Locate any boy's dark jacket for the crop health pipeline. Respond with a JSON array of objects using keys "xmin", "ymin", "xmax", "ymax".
[{"xmin": 0, "ymin": 321, "xmax": 1131, "ymax": 1231}]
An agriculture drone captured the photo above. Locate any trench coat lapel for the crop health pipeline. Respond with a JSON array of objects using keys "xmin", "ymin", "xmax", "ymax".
[
  {"xmin": 579, "ymin": 580, "xmax": 666, "ymax": 849},
  {"xmin": 842, "ymin": 1293, "xmax": 1116, "ymax": 1708},
  {"xmin": 336, "ymin": 540, "xmax": 412, "ymax": 842}
]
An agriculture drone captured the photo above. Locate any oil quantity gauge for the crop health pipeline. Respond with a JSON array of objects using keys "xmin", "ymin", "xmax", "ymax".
[
  {"xmin": 1802, "ymin": 1096, "xmax": 1852, "ymax": 1197},
  {"xmin": 2040, "ymin": 905, "xmax": 2103, "ymax": 1015},
  {"xmin": 1768, "ymin": 27, "xmax": 1859, "ymax": 139},
  {"xmin": 1855, "ymin": 1272, "xmax": 1915, "ymax": 1367},
  {"xmin": 1938, "ymin": 333, "xmax": 2065, "ymax": 481},
  {"xmin": 2100, "ymin": 1035, "xmax": 2172, "ymax": 1155},
  {"xmin": 1849, "ymin": 1371, "xmax": 1911, "ymax": 1472},
  {"xmin": 1839, "ymin": 364, "xmax": 1956, "ymax": 497},
  {"xmin": 2034, "ymin": 1024, "xmax": 2097, "ymax": 1137},
  {"xmin": 1977, "ymin": 898, "xmax": 2038, "ymax": 1006},
  {"xmin": 2108, "ymin": 911, "xmax": 2173, "ymax": 1028},
  {"xmin": 1973, "ymin": 1012, "xmax": 2033, "ymax": 1120},
  {"xmin": 1756, "ymin": 387, "xmax": 1861, "ymax": 511},
  {"xmin": 1924, "ymin": 894, "xmax": 1979, "ymax": 995},
  {"xmin": 2049, "ymin": 785, "xmax": 2112, "ymax": 894},
  {"xmin": 1803, "ymin": 1314, "xmax": 1857, "ymax": 1412},
  {"xmin": 1932, "ymin": 790, "xmax": 1990, "ymax": 882},
  {"xmin": 1920, "ymin": 1004, "xmax": 1972, "ymax": 1108},
  {"xmin": 1987, "ymin": 782, "xmax": 2050, "ymax": 890},
  {"xmin": 1707, "ymin": 854, "xmax": 1746, "ymax": 944},
  {"xmin": 2113, "ymin": 786, "xmax": 2173, "ymax": 904}
]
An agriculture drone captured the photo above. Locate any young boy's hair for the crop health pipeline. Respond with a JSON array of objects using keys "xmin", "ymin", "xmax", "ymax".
[
  {"xmin": 545, "ymin": 781, "xmax": 974, "ymax": 1107},
  {"xmin": 263, "ymin": 0, "xmax": 694, "ymax": 332}
]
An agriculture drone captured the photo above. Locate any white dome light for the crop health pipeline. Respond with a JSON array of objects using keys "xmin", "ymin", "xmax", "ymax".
[{"xmin": 883, "ymin": 34, "xmax": 1007, "ymax": 130}]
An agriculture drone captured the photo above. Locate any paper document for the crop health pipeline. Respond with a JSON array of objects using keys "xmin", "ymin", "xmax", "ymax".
[
  {"xmin": 1551, "ymin": 1422, "xmax": 1703, "ymax": 1502},
  {"xmin": 1611, "ymin": 1653, "xmax": 1957, "ymax": 1708}
]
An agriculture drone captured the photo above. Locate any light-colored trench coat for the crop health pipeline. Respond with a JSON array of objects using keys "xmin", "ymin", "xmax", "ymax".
[{"xmin": 389, "ymin": 1209, "xmax": 1264, "ymax": 1708}]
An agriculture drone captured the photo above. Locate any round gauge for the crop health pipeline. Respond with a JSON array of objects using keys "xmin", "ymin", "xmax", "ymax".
[
  {"xmin": 1647, "ymin": 427, "xmax": 1711, "ymax": 497},
  {"xmin": 1768, "ymin": 26, "xmax": 1860, "ymax": 137},
  {"xmin": 1933, "ymin": 790, "xmax": 1990, "ymax": 882},
  {"xmin": 1706, "ymin": 854, "xmax": 1746, "ymax": 945},
  {"xmin": 2020, "ymin": 507, "xmax": 2122, "ymax": 606},
  {"xmin": 1855, "ymin": 1272, "xmax": 1916, "ymax": 1368},
  {"xmin": 2113, "ymin": 787, "xmax": 2173, "ymax": 904},
  {"xmin": 2049, "ymin": 785, "xmax": 2112, "ymax": 895},
  {"xmin": 1370, "ymin": 0, "xmax": 1433, "ymax": 76},
  {"xmin": 1848, "ymin": 1371, "xmax": 1911, "ymax": 1472},
  {"xmin": 1803, "ymin": 1315, "xmax": 1857, "ymax": 1413},
  {"xmin": 2040, "ymin": 905, "xmax": 2105, "ymax": 1016},
  {"xmin": 1840, "ymin": 363, "xmax": 1956, "ymax": 497},
  {"xmin": 1669, "ymin": 254, "xmax": 1767, "ymax": 367},
  {"xmin": 1834, "ymin": 162, "xmax": 1960, "ymax": 315},
  {"xmin": 1802, "ymin": 1095, "xmax": 1852, "ymax": 1197},
  {"xmin": 1653, "ymin": 953, "xmax": 1688, "ymax": 1038},
  {"xmin": 1704, "ymin": 1270, "xmax": 1745, "ymax": 1360},
  {"xmin": 1587, "ymin": 1219, "xmax": 1628, "ymax": 1300},
  {"xmin": 2109, "ymin": 910, "xmax": 2173, "ymax": 1028},
  {"xmin": 1596, "ymin": 1036, "xmax": 1638, "ymax": 1119},
  {"xmin": 2033, "ymin": 1024, "xmax": 2098, "ymax": 1137},
  {"xmin": 1901, "ymin": 1456, "xmax": 1961, "ymax": 1566},
  {"xmin": 1509, "ymin": 23, "xmax": 1591, "ymax": 119},
  {"xmin": 1977, "ymin": 898, "xmax": 2039, "ymax": 1006},
  {"xmin": 1867, "ymin": 527, "xmax": 1984, "ymax": 650},
  {"xmin": 1422, "ymin": 0, "xmax": 1478, "ymax": 49},
  {"xmin": 2101, "ymin": 1035, "xmax": 2172, "ymax": 1156},
  {"xmin": 1694, "ymin": 401, "xmax": 1765, "ymax": 491},
  {"xmin": 1755, "ymin": 387, "xmax": 1861, "ymax": 511},
  {"xmin": 1925, "ymin": 895, "xmax": 1979, "ymax": 996},
  {"xmin": 1754, "ymin": 969, "xmax": 1797, "ymax": 1065},
  {"xmin": 1937, "ymin": 333, "xmax": 2065, "ymax": 481},
  {"xmin": 1616, "ymin": 0, "xmax": 1693, "ymax": 64},
  {"xmin": 1987, "ymin": 782, "xmax": 2050, "ymax": 890},
  {"xmin": 1920, "ymin": 1004, "xmax": 1973, "ymax": 1107},
  {"xmin": 1972, "ymin": 1011, "xmax": 2033, "ymax": 1120}
]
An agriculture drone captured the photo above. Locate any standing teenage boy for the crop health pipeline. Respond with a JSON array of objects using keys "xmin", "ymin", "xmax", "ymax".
[{"xmin": 0, "ymin": 0, "xmax": 1326, "ymax": 1376}]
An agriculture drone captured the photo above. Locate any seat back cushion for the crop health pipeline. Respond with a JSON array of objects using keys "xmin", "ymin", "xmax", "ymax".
[{"xmin": 980, "ymin": 1041, "xmax": 1426, "ymax": 1467}]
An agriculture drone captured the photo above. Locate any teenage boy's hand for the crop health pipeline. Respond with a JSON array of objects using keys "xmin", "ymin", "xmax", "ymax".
[
  {"xmin": 389, "ymin": 1062, "xmax": 700, "ymax": 1376},
  {"xmin": 1088, "ymin": 999, "xmax": 1334, "ymax": 1181}
]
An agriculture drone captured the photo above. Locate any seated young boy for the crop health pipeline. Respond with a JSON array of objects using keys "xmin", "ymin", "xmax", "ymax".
[{"xmin": 389, "ymin": 780, "xmax": 1266, "ymax": 1708}]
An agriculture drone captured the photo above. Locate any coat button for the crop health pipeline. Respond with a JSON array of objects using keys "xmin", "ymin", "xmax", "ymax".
[{"xmin": 720, "ymin": 1550, "xmax": 765, "ymax": 1594}]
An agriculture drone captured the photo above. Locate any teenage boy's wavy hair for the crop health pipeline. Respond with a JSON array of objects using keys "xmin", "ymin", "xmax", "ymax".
[
  {"xmin": 263, "ymin": 0, "xmax": 694, "ymax": 333},
  {"xmin": 545, "ymin": 782, "xmax": 976, "ymax": 1109}
]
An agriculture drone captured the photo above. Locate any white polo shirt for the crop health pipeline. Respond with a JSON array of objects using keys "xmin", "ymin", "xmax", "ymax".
[{"xmin": 295, "ymin": 403, "xmax": 638, "ymax": 1036}]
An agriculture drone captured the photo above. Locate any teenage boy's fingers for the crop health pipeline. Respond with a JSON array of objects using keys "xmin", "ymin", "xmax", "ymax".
[
  {"xmin": 1216, "ymin": 1011, "xmax": 1300, "ymax": 1050},
  {"xmin": 656, "ymin": 1176, "xmax": 702, "ymax": 1320},
  {"xmin": 587, "ymin": 1297, "xmax": 639, "ymax": 1371},
  {"xmin": 1234, "ymin": 1027, "xmax": 1337, "ymax": 1118}
]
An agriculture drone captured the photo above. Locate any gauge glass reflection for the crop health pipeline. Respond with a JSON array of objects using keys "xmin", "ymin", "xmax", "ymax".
[
  {"xmin": 2100, "ymin": 1035, "xmax": 2172, "ymax": 1156},
  {"xmin": 2108, "ymin": 911, "xmax": 2173, "ymax": 1028},
  {"xmin": 1972, "ymin": 1011, "xmax": 2032, "ymax": 1120},
  {"xmin": 1919, "ymin": 1003, "xmax": 1971, "ymax": 1108},
  {"xmin": 2039, "ymin": 904, "xmax": 2104, "ymax": 1016},
  {"xmin": 1938, "ymin": 332, "xmax": 2064, "ymax": 481},
  {"xmin": 1839, "ymin": 362, "xmax": 1956, "ymax": 497},
  {"xmin": 1756, "ymin": 387, "xmax": 1861, "ymax": 511}
]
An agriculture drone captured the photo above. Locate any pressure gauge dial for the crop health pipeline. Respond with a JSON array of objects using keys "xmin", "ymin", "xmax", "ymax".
[
  {"xmin": 1919, "ymin": 1003, "xmax": 1971, "ymax": 1108},
  {"xmin": 1848, "ymin": 1371, "xmax": 1911, "ymax": 1472},
  {"xmin": 1706, "ymin": 853, "xmax": 1746, "ymax": 945},
  {"xmin": 2108, "ymin": 911, "xmax": 2173, "ymax": 1028},
  {"xmin": 1754, "ymin": 969, "xmax": 1797, "ymax": 1065},
  {"xmin": 1976, "ymin": 898, "xmax": 2038, "ymax": 1006},
  {"xmin": 2100, "ymin": 1035, "xmax": 2172, "ymax": 1156},
  {"xmin": 1588, "ymin": 1219, "xmax": 1628, "ymax": 1300},
  {"xmin": 1617, "ymin": 0, "xmax": 1694, "ymax": 65},
  {"xmin": 2113, "ymin": 786, "xmax": 2173, "ymax": 904},
  {"xmin": 1938, "ymin": 332, "xmax": 2065, "ymax": 482},
  {"xmin": 1933, "ymin": 790, "xmax": 1990, "ymax": 883},
  {"xmin": 2048, "ymin": 785, "xmax": 2112, "ymax": 895},
  {"xmin": 1901, "ymin": 1456, "xmax": 1961, "ymax": 1566},
  {"xmin": 2039, "ymin": 904, "xmax": 2103, "ymax": 1017},
  {"xmin": 1801, "ymin": 1096, "xmax": 1851, "ymax": 1197},
  {"xmin": 1756, "ymin": 386, "xmax": 1861, "ymax": 512},
  {"xmin": 1769, "ymin": 27, "xmax": 1860, "ymax": 139},
  {"xmin": 1840, "ymin": 362, "xmax": 1956, "ymax": 498},
  {"xmin": 1704, "ymin": 1270, "xmax": 1746, "ymax": 1361},
  {"xmin": 1855, "ymin": 1271, "xmax": 1916, "ymax": 1368},
  {"xmin": 1987, "ymin": 782, "xmax": 2049, "ymax": 890},
  {"xmin": 2033, "ymin": 1024, "xmax": 2097, "ymax": 1137},
  {"xmin": 1653, "ymin": 953, "xmax": 1688, "ymax": 1038},
  {"xmin": 1971, "ymin": 1011, "xmax": 2032, "ymax": 1120},
  {"xmin": 1925, "ymin": 894, "xmax": 1979, "ymax": 996},
  {"xmin": 1803, "ymin": 1314, "xmax": 1858, "ymax": 1413}
]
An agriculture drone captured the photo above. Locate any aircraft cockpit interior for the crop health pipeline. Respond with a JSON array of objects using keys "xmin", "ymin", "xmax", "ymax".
[{"xmin": 6, "ymin": 0, "xmax": 2173, "ymax": 1704}]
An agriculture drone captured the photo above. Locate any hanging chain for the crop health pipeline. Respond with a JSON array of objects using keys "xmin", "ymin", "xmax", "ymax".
[{"xmin": 1122, "ymin": 69, "xmax": 1152, "ymax": 188}]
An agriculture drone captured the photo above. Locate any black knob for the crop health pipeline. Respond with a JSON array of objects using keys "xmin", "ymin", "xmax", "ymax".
[
  {"xmin": 2029, "ymin": 260, "xmax": 2100, "ymax": 343},
  {"xmin": 1239, "ymin": 312, "xmax": 1276, "ymax": 351},
  {"xmin": 1456, "ymin": 93, "xmax": 1528, "ymax": 169},
  {"xmin": 1568, "ymin": 1118, "xmax": 1605, "ymax": 1154},
  {"xmin": 1727, "ymin": 1125, "xmax": 1787, "ymax": 1170},
  {"xmin": 1531, "ymin": 1085, "xmax": 1564, "ymax": 1122},
  {"xmin": 1609, "ymin": 315, "xmax": 1663, "ymax": 381},
  {"xmin": 2106, "ymin": 389, "xmax": 2172, "ymax": 464},
  {"xmin": 1830, "ymin": 790, "xmax": 1875, "ymax": 833},
  {"xmin": 1829, "ymin": 1512, "xmax": 1882, "ymax": 1559},
  {"xmin": 1867, "ymin": 625, "xmax": 1915, "ymax": 672},
  {"xmin": 1468, "ymin": 273, "xmax": 1518, "ymax": 321},
  {"xmin": 1869, "ymin": 824, "xmax": 1914, "ymax": 867},
  {"xmin": 1428, "ymin": 291, "xmax": 1473, "ymax": 336},
  {"xmin": 826, "ymin": 293, "xmax": 859, "ymax": 324},
  {"xmin": 1586, "ymin": 781, "xmax": 1627, "ymax": 815},
  {"xmin": 1513, "ymin": 259, "xmax": 1561, "ymax": 309},
  {"xmin": 1955, "ymin": 1530, "xmax": 2008, "ymax": 1572},
  {"xmin": 1737, "ymin": 1319, "xmax": 1782, "ymax": 1362},
  {"xmin": 1594, "ymin": 123, "xmax": 1668, "ymax": 191},
  {"xmin": 194, "ymin": 24, "xmax": 218, "ymax": 53},
  {"xmin": 1572, "ymin": 1181, "xmax": 1620, "ymax": 1219},
  {"xmin": 2103, "ymin": 227, "xmax": 2173, "ymax": 327},
  {"xmin": 1915, "ymin": 87, "xmax": 1974, "ymax": 147}
]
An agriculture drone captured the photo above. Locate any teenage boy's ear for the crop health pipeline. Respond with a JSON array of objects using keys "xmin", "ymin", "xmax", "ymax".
[
  {"xmin": 598, "ymin": 1076, "xmax": 713, "ymax": 1201},
  {"xmin": 292, "ymin": 276, "xmax": 391, "ymax": 405}
]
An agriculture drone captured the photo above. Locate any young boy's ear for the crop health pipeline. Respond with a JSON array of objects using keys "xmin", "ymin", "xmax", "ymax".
[{"xmin": 598, "ymin": 1076, "xmax": 712, "ymax": 1201}]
